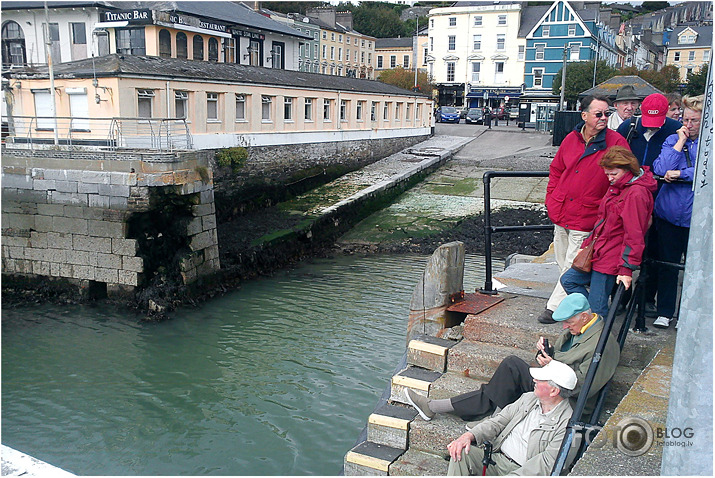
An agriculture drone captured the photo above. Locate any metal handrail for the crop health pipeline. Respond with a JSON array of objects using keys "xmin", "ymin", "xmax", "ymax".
[
  {"xmin": 551, "ymin": 283, "xmax": 626, "ymax": 475},
  {"xmin": 479, "ymin": 170, "xmax": 553, "ymax": 294}
]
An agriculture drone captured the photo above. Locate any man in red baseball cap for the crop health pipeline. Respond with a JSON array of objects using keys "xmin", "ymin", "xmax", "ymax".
[{"xmin": 616, "ymin": 93, "xmax": 681, "ymax": 317}]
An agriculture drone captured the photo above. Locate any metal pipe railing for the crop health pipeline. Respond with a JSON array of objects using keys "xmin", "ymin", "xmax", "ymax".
[{"xmin": 480, "ymin": 170, "xmax": 552, "ymax": 295}]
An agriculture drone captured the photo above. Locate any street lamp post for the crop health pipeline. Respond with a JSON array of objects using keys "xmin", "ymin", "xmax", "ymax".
[{"xmin": 559, "ymin": 45, "xmax": 568, "ymax": 111}]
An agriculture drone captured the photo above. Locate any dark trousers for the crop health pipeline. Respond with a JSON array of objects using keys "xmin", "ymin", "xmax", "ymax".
[
  {"xmin": 655, "ymin": 217, "xmax": 689, "ymax": 318},
  {"xmin": 450, "ymin": 355, "xmax": 533, "ymax": 420}
]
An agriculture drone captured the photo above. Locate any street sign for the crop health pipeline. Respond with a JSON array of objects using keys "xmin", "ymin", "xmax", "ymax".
[{"xmin": 505, "ymin": 95, "xmax": 510, "ymax": 102}]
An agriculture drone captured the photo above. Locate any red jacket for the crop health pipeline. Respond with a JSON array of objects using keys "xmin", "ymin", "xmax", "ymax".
[
  {"xmin": 546, "ymin": 124, "xmax": 630, "ymax": 231},
  {"xmin": 581, "ymin": 168, "xmax": 657, "ymax": 277}
]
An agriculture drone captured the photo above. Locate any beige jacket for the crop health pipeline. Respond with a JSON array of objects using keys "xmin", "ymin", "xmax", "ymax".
[{"xmin": 468, "ymin": 391, "xmax": 573, "ymax": 476}]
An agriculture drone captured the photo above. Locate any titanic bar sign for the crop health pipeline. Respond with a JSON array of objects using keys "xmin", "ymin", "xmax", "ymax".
[{"xmin": 102, "ymin": 9, "xmax": 153, "ymax": 24}]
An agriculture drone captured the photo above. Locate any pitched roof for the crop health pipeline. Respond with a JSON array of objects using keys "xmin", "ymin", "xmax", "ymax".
[
  {"xmin": 669, "ymin": 25, "xmax": 713, "ymax": 49},
  {"xmin": 0, "ymin": 0, "xmax": 311, "ymax": 39},
  {"xmin": 7, "ymin": 54, "xmax": 428, "ymax": 97},
  {"xmin": 578, "ymin": 75, "xmax": 663, "ymax": 100},
  {"xmin": 518, "ymin": 4, "xmax": 550, "ymax": 38},
  {"xmin": 375, "ymin": 38, "xmax": 413, "ymax": 50}
]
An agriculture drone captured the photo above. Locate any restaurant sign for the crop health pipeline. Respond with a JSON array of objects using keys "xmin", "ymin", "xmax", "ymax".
[
  {"xmin": 232, "ymin": 29, "xmax": 265, "ymax": 40},
  {"xmin": 154, "ymin": 11, "xmax": 228, "ymax": 33}
]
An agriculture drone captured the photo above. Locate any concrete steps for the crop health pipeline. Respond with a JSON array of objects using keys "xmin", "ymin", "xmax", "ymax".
[
  {"xmin": 344, "ymin": 335, "xmax": 457, "ymax": 476},
  {"xmin": 389, "ymin": 449, "xmax": 449, "ymax": 476}
]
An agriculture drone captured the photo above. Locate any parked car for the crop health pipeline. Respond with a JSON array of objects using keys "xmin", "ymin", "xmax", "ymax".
[
  {"xmin": 459, "ymin": 106, "xmax": 470, "ymax": 119},
  {"xmin": 465, "ymin": 108, "xmax": 484, "ymax": 124},
  {"xmin": 436, "ymin": 106, "xmax": 460, "ymax": 123},
  {"xmin": 509, "ymin": 106, "xmax": 519, "ymax": 120},
  {"xmin": 494, "ymin": 107, "xmax": 507, "ymax": 120}
]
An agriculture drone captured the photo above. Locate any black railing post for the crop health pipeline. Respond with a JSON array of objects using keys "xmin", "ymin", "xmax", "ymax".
[{"xmin": 480, "ymin": 172, "xmax": 498, "ymax": 295}]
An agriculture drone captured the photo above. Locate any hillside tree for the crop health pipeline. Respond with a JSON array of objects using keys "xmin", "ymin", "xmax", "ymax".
[
  {"xmin": 684, "ymin": 64, "xmax": 709, "ymax": 96},
  {"xmin": 377, "ymin": 67, "xmax": 434, "ymax": 94},
  {"xmin": 552, "ymin": 60, "xmax": 618, "ymax": 106}
]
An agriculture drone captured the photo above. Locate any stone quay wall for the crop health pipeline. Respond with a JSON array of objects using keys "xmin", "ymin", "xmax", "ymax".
[{"xmin": 1, "ymin": 149, "xmax": 219, "ymax": 296}]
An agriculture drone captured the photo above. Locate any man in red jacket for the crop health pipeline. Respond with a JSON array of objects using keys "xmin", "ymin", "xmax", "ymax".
[{"xmin": 537, "ymin": 96, "xmax": 630, "ymax": 324}]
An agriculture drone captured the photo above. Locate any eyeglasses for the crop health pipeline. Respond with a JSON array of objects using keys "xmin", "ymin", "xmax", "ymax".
[{"xmin": 591, "ymin": 110, "xmax": 612, "ymax": 118}]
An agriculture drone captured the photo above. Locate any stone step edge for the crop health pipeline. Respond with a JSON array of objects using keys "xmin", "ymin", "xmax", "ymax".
[
  {"xmin": 369, "ymin": 413, "xmax": 411, "ymax": 431},
  {"xmin": 345, "ymin": 441, "xmax": 405, "ymax": 473},
  {"xmin": 408, "ymin": 339, "xmax": 450, "ymax": 357}
]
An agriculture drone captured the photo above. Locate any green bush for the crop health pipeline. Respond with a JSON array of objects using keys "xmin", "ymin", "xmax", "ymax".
[{"xmin": 216, "ymin": 147, "xmax": 248, "ymax": 171}]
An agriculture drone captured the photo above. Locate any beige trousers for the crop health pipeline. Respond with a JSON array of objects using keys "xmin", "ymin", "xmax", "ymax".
[{"xmin": 546, "ymin": 225, "xmax": 592, "ymax": 312}]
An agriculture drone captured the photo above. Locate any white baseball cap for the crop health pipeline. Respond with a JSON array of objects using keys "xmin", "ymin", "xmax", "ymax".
[{"xmin": 530, "ymin": 360, "xmax": 577, "ymax": 390}]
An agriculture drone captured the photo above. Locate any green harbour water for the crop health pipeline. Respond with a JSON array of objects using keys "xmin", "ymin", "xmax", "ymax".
[{"xmin": 2, "ymin": 253, "xmax": 496, "ymax": 475}]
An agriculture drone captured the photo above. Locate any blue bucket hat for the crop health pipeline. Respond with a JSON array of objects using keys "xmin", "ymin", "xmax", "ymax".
[{"xmin": 553, "ymin": 293, "xmax": 591, "ymax": 321}]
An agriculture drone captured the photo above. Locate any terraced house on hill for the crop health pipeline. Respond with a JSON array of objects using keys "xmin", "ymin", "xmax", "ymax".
[{"xmin": 666, "ymin": 25, "xmax": 712, "ymax": 83}]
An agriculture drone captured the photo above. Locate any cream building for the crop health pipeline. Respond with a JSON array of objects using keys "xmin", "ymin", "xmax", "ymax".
[
  {"xmin": 427, "ymin": 2, "xmax": 524, "ymax": 108},
  {"xmin": 666, "ymin": 25, "xmax": 712, "ymax": 83},
  {"xmin": 5, "ymin": 54, "xmax": 431, "ymax": 150}
]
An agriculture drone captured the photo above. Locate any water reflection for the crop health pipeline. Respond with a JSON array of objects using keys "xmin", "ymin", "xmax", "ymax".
[{"xmin": 2, "ymin": 254, "xmax": 497, "ymax": 475}]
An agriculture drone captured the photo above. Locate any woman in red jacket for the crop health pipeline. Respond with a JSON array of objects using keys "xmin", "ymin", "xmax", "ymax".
[{"xmin": 560, "ymin": 146, "xmax": 657, "ymax": 316}]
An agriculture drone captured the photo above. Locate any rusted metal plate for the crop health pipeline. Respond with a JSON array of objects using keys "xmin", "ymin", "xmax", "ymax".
[{"xmin": 446, "ymin": 292, "xmax": 504, "ymax": 315}]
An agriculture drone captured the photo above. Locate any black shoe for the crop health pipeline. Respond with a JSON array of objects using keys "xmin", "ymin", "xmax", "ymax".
[{"xmin": 537, "ymin": 309, "xmax": 556, "ymax": 324}]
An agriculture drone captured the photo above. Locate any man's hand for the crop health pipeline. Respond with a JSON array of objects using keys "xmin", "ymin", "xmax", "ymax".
[
  {"xmin": 447, "ymin": 432, "xmax": 475, "ymax": 461},
  {"xmin": 616, "ymin": 275, "xmax": 632, "ymax": 290},
  {"xmin": 535, "ymin": 336, "xmax": 553, "ymax": 366}
]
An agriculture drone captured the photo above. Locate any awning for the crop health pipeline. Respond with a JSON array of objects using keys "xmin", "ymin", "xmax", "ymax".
[
  {"xmin": 466, "ymin": 88, "xmax": 523, "ymax": 99},
  {"xmin": 93, "ymin": 21, "xmax": 129, "ymax": 29}
]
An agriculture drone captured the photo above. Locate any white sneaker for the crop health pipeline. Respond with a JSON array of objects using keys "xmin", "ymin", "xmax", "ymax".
[{"xmin": 653, "ymin": 316, "xmax": 671, "ymax": 329}]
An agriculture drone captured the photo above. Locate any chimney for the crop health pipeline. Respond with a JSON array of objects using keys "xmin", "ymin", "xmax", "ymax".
[
  {"xmin": 307, "ymin": 6, "xmax": 336, "ymax": 28},
  {"xmin": 336, "ymin": 11, "xmax": 353, "ymax": 30}
]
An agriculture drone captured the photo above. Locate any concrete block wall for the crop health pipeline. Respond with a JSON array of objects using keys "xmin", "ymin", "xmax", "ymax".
[{"xmin": 1, "ymin": 150, "xmax": 220, "ymax": 294}]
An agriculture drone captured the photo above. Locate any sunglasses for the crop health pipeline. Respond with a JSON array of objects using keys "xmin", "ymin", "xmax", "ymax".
[{"xmin": 591, "ymin": 110, "xmax": 612, "ymax": 118}]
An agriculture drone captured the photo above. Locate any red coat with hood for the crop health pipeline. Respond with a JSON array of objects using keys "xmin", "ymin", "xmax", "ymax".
[
  {"xmin": 546, "ymin": 123, "xmax": 630, "ymax": 232},
  {"xmin": 580, "ymin": 167, "xmax": 657, "ymax": 277}
]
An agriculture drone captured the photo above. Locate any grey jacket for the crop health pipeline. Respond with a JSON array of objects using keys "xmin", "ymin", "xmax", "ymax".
[{"xmin": 468, "ymin": 391, "xmax": 573, "ymax": 476}]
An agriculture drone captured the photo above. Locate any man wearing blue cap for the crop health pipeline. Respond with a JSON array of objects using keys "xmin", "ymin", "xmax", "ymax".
[{"xmin": 405, "ymin": 293, "xmax": 620, "ymax": 424}]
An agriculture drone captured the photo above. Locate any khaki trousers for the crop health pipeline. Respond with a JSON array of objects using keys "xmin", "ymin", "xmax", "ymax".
[
  {"xmin": 546, "ymin": 225, "xmax": 591, "ymax": 312},
  {"xmin": 447, "ymin": 447, "xmax": 520, "ymax": 476}
]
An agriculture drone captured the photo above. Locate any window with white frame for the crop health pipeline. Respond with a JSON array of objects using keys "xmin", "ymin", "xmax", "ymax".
[
  {"xmin": 390, "ymin": 55, "xmax": 396, "ymax": 68},
  {"xmin": 378, "ymin": 56, "xmax": 383, "ymax": 68},
  {"xmin": 330, "ymin": 46, "xmax": 334, "ymax": 60},
  {"xmin": 304, "ymin": 98, "xmax": 313, "ymax": 121},
  {"xmin": 406, "ymin": 103, "xmax": 411, "ymax": 121},
  {"xmin": 323, "ymin": 99, "xmax": 331, "ymax": 121},
  {"xmin": 449, "ymin": 17, "xmax": 456, "ymax": 27},
  {"xmin": 704, "ymin": 50, "xmax": 710, "ymax": 62},
  {"xmin": 674, "ymin": 51, "xmax": 680, "ymax": 61},
  {"xmin": 322, "ymin": 31, "xmax": 327, "ymax": 39},
  {"xmin": 430, "ymin": 37, "xmax": 434, "ymax": 52},
  {"xmin": 403, "ymin": 55, "xmax": 409, "ymax": 68},
  {"xmin": 448, "ymin": 35, "xmax": 456, "ymax": 51},
  {"xmin": 137, "ymin": 89, "xmax": 154, "ymax": 118},
  {"xmin": 498, "ymin": 15, "xmax": 507, "ymax": 25},
  {"xmin": 262, "ymin": 96, "xmax": 272, "ymax": 121},
  {"xmin": 235, "ymin": 94, "xmax": 246, "ymax": 121},
  {"xmin": 518, "ymin": 45, "xmax": 525, "ymax": 60},
  {"xmin": 416, "ymin": 103, "xmax": 421, "ymax": 120},
  {"xmin": 543, "ymin": 25, "xmax": 550, "ymax": 37},
  {"xmin": 535, "ymin": 44, "xmax": 545, "ymax": 60},
  {"xmin": 474, "ymin": 16, "xmax": 482, "ymax": 27},
  {"xmin": 533, "ymin": 68, "xmax": 544, "ymax": 87},
  {"xmin": 338, "ymin": 34, "xmax": 342, "ymax": 43},
  {"xmin": 67, "ymin": 89, "xmax": 89, "ymax": 130},
  {"xmin": 494, "ymin": 62, "xmax": 504, "ymax": 83},
  {"xmin": 688, "ymin": 50, "xmax": 695, "ymax": 61},
  {"xmin": 471, "ymin": 62, "xmax": 480, "ymax": 82},
  {"xmin": 447, "ymin": 62, "xmax": 455, "ymax": 82},
  {"xmin": 430, "ymin": 19, "xmax": 434, "ymax": 28},
  {"xmin": 423, "ymin": 47, "xmax": 428, "ymax": 64},
  {"xmin": 175, "ymin": 91, "xmax": 188, "ymax": 119},
  {"xmin": 284, "ymin": 97, "xmax": 293, "ymax": 121},
  {"xmin": 371, "ymin": 101, "xmax": 377, "ymax": 121},
  {"xmin": 322, "ymin": 44, "xmax": 326, "ymax": 58},
  {"xmin": 497, "ymin": 34, "xmax": 505, "ymax": 51},
  {"xmin": 473, "ymin": 34, "xmax": 482, "ymax": 50},
  {"xmin": 568, "ymin": 24, "xmax": 576, "ymax": 36},
  {"xmin": 331, "ymin": 32, "xmax": 335, "ymax": 41},
  {"xmin": 338, "ymin": 47, "xmax": 342, "ymax": 61},
  {"xmin": 357, "ymin": 101, "xmax": 364, "ymax": 121},
  {"xmin": 340, "ymin": 100, "xmax": 347, "ymax": 121},
  {"xmin": 207, "ymin": 93, "xmax": 219, "ymax": 121},
  {"xmin": 570, "ymin": 43, "xmax": 580, "ymax": 61},
  {"xmin": 395, "ymin": 103, "xmax": 401, "ymax": 121},
  {"xmin": 383, "ymin": 102, "xmax": 389, "ymax": 120},
  {"xmin": 33, "ymin": 89, "xmax": 53, "ymax": 129}
]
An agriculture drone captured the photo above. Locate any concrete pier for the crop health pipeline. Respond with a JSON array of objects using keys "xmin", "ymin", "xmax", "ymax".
[{"xmin": 1, "ymin": 445, "xmax": 75, "ymax": 477}]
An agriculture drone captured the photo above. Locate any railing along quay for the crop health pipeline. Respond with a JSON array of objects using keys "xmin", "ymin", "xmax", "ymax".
[{"xmin": 2, "ymin": 116, "xmax": 192, "ymax": 152}]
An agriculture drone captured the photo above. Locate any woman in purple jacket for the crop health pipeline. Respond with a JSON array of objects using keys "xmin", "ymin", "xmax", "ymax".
[{"xmin": 651, "ymin": 95, "xmax": 703, "ymax": 329}]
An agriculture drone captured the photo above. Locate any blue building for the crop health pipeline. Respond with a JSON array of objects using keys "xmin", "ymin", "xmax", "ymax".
[{"xmin": 523, "ymin": 0, "xmax": 603, "ymax": 95}]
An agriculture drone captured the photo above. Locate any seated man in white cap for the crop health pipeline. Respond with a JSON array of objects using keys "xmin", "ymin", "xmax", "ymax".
[
  {"xmin": 405, "ymin": 293, "xmax": 620, "ymax": 424},
  {"xmin": 446, "ymin": 360, "xmax": 577, "ymax": 476}
]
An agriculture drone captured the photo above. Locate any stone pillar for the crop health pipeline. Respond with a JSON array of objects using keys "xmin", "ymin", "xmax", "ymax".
[
  {"xmin": 661, "ymin": 67, "xmax": 712, "ymax": 476},
  {"xmin": 407, "ymin": 241, "xmax": 464, "ymax": 341}
]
